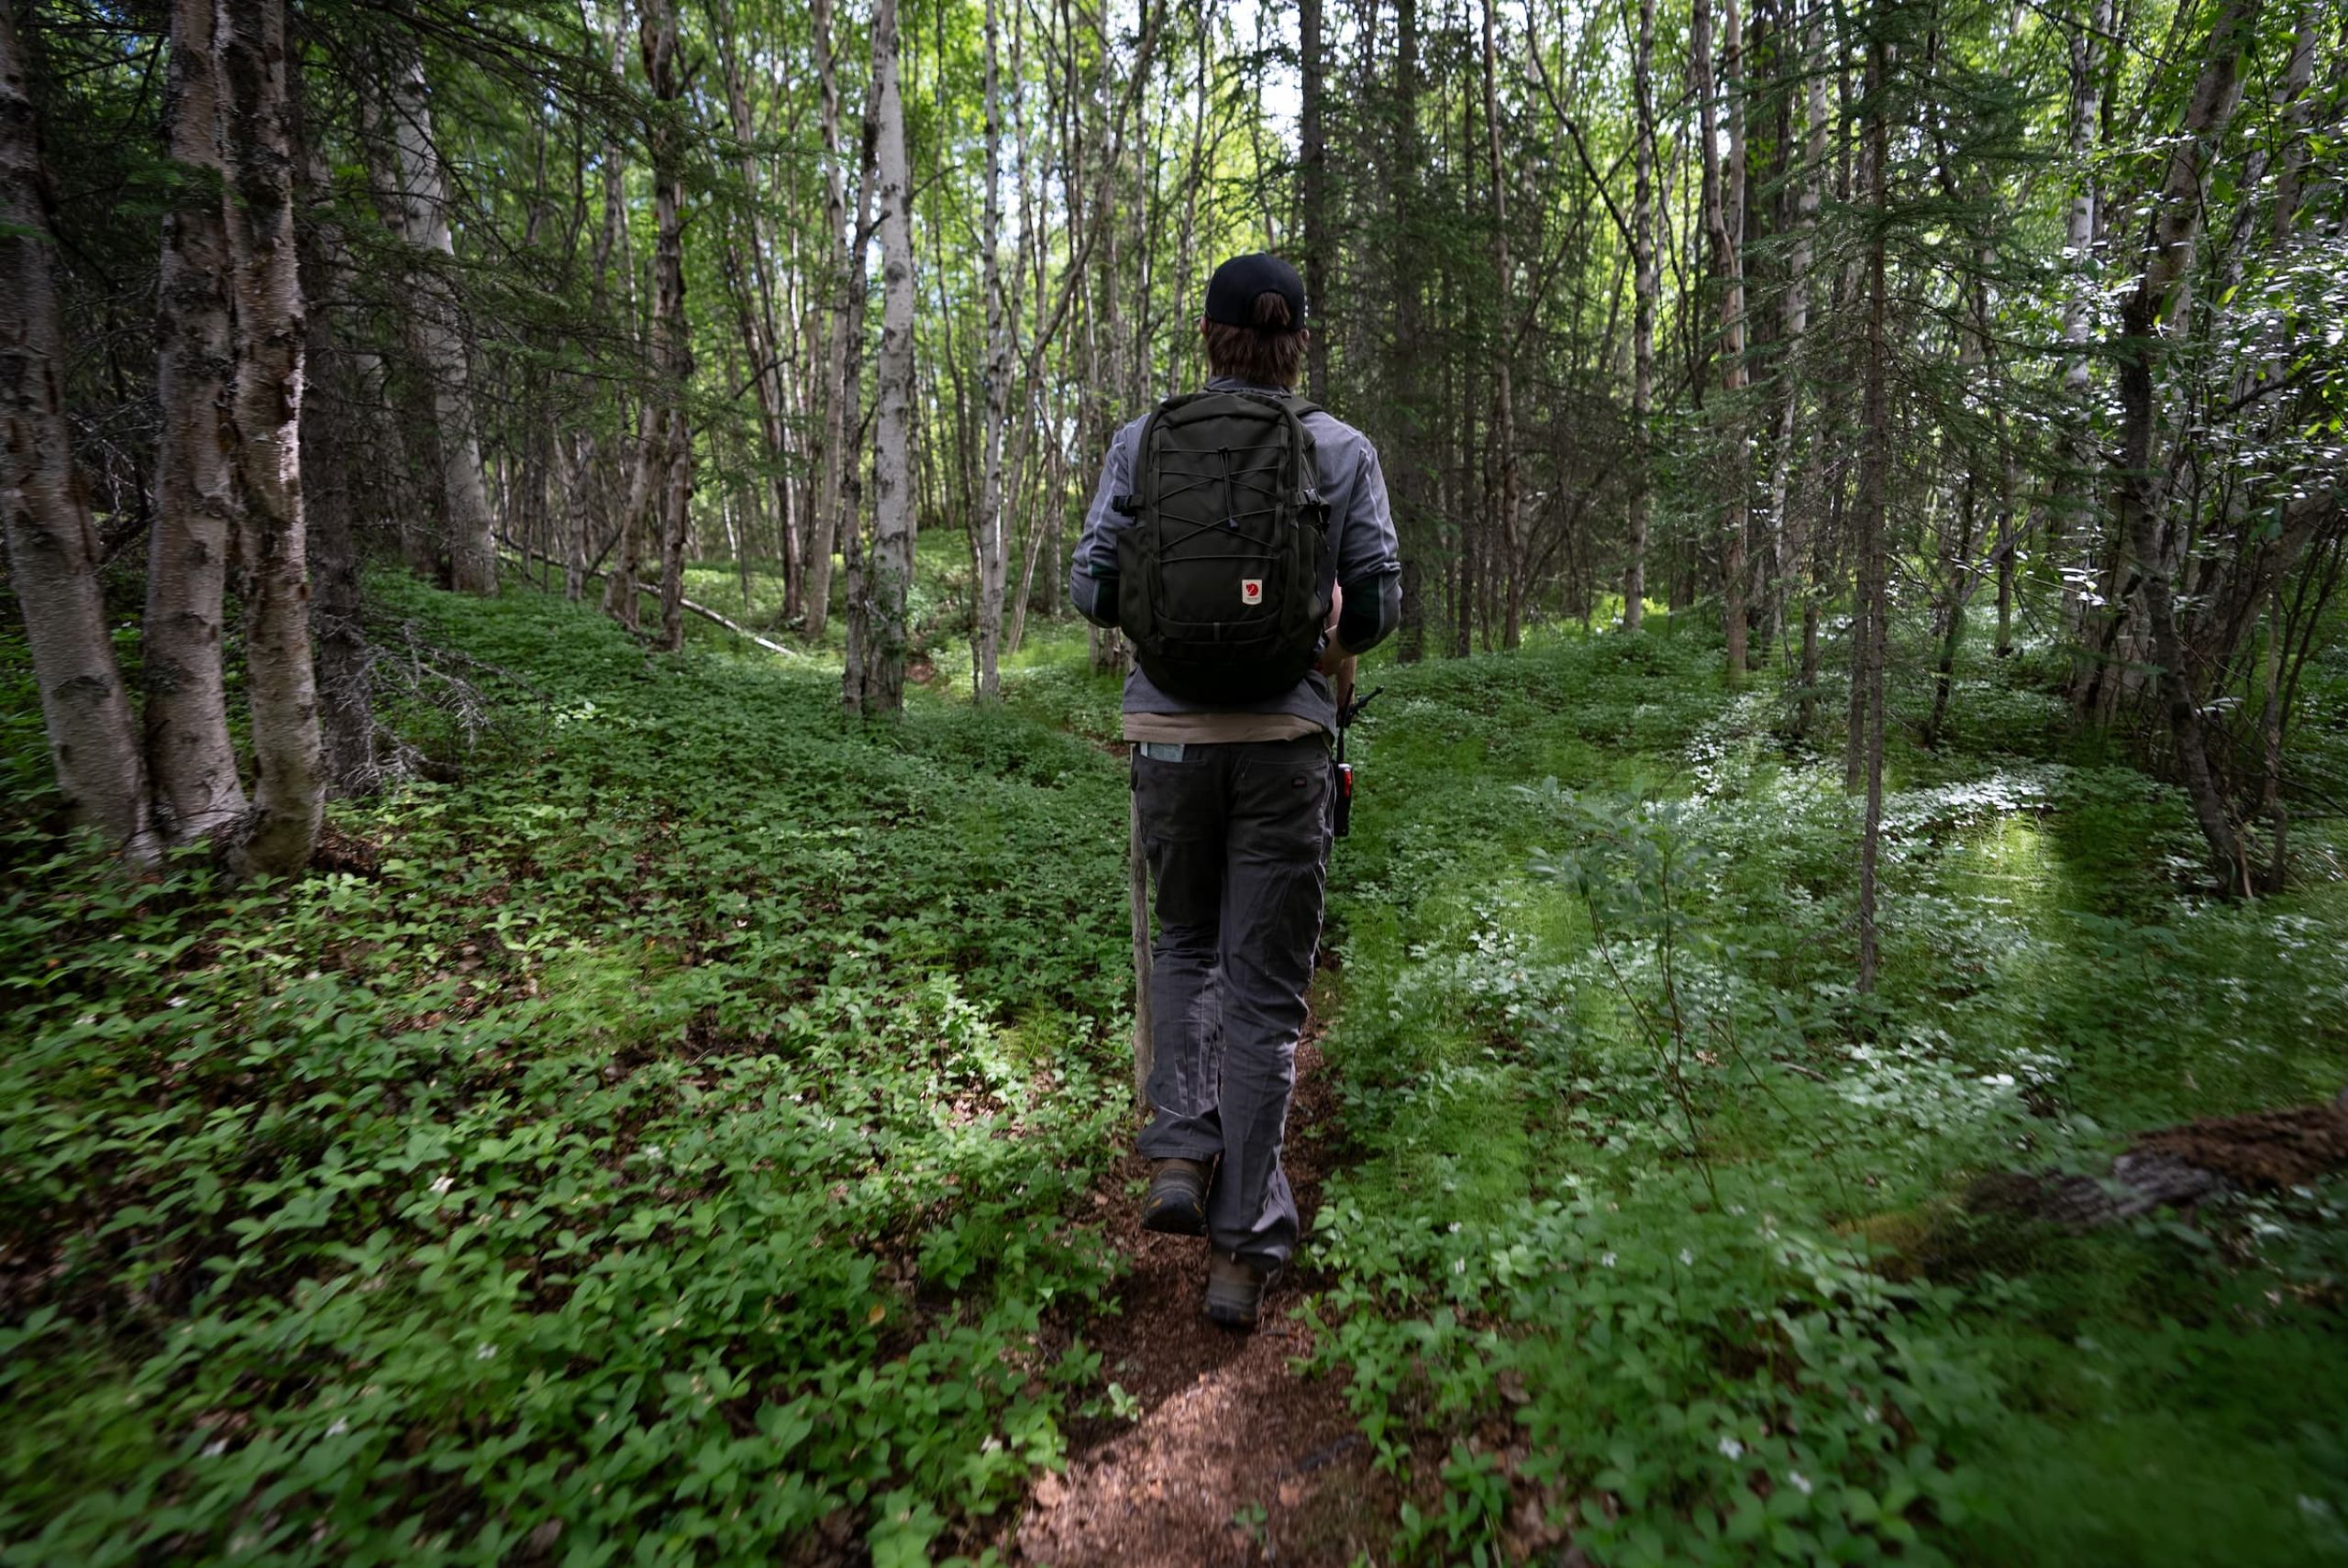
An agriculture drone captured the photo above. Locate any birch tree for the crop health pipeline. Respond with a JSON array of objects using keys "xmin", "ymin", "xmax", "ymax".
[
  {"xmin": 148, "ymin": 0, "xmax": 247, "ymax": 842},
  {"xmin": 220, "ymin": 0, "xmax": 323, "ymax": 875},
  {"xmin": 807, "ymin": 0, "xmax": 868, "ymax": 645},
  {"xmin": 1624, "ymin": 0, "xmax": 1657, "ymax": 633},
  {"xmin": 0, "ymin": 5, "xmax": 157, "ymax": 857},
  {"xmin": 1695, "ymin": 0, "xmax": 1750, "ymax": 677},
  {"xmin": 640, "ymin": 0, "xmax": 692, "ymax": 653},
  {"xmin": 2110, "ymin": 0, "xmax": 2265, "ymax": 891},
  {"xmin": 845, "ymin": 0, "xmax": 914, "ymax": 717},
  {"xmin": 972, "ymin": 0, "xmax": 1013, "ymax": 701},
  {"xmin": 383, "ymin": 25, "xmax": 497, "ymax": 595},
  {"xmin": 1479, "ymin": 0, "xmax": 1523, "ymax": 649}
]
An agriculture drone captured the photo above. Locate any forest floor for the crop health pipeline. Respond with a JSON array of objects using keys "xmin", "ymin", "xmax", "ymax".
[{"xmin": 6, "ymin": 555, "xmax": 2348, "ymax": 1567}]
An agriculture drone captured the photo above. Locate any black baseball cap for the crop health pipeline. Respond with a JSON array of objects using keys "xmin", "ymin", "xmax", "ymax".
[{"xmin": 1203, "ymin": 252, "xmax": 1306, "ymax": 330}]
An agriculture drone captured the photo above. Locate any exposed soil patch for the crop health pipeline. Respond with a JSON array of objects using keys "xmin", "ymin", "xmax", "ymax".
[{"xmin": 1009, "ymin": 1024, "xmax": 1396, "ymax": 1568}]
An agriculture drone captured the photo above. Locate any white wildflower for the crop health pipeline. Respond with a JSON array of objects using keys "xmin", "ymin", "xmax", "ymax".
[
  {"xmin": 475, "ymin": 1342, "xmax": 497, "ymax": 1361},
  {"xmin": 1788, "ymin": 1471, "xmax": 1813, "ymax": 1496},
  {"xmin": 1453, "ymin": 1258, "xmax": 1467, "ymax": 1275},
  {"xmin": 1717, "ymin": 1436, "xmax": 1744, "ymax": 1461},
  {"xmin": 327, "ymin": 1419, "xmax": 349, "ymax": 1439},
  {"xmin": 1600, "ymin": 1252, "xmax": 1617, "ymax": 1268},
  {"xmin": 202, "ymin": 1439, "xmax": 228, "ymax": 1458},
  {"xmin": 1678, "ymin": 1248, "xmax": 1695, "ymax": 1267},
  {"xmin": 430, "ymin": 1175, "xmax": 455, "ymax": 1197},
  {"xmin": 1447, "ymin": 1222, "xmax": 1462, "ymax": 1234}
]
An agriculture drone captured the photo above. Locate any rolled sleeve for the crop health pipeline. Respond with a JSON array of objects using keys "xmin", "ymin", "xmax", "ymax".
[
  {"xmin": 1069, "ymin": 420, "xmax": 1140, "ymax": 628},
  {"xmin": 1329, "ymin": 436, "xmax": 1403, "ymax": 654}
]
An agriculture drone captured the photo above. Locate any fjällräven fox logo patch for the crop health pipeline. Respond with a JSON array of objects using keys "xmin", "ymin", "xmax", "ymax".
[{"xmin": 1241, "ymin": 579, "xmax": 1264, "ymax": 605}]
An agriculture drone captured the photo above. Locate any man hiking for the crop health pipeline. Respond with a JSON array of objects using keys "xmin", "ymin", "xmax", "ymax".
[{"xmin": 1070, "ymin": 252, "xmax": 1403, "ymax": 1331}]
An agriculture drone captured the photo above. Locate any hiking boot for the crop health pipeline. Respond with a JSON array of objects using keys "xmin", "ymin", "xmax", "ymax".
[
  {"xmin": 1140, "ymin": 1158, "xmax": 1210, "ymax": 1236},
  {"xmin": 1203, "ymin": 1251, "xmax": 1278, "ymax": 1331}
]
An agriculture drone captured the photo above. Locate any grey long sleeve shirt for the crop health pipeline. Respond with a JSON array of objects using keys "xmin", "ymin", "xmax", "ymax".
[{"xmin": 1069, "ymin": 376, "xmax": 1404, "ymax": 734}]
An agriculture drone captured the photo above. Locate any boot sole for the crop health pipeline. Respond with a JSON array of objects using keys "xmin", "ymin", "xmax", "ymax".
[
  {"xmin": 1139, "ymin": 1199, "xmax": 1209, "ymax": 1237},
  {"xmin": 1202, "ymin": 1298, "xmax": 1259, "ymax": 1331}
]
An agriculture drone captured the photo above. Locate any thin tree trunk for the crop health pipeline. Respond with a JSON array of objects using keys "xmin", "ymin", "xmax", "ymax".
[
  {"xmin": 1855, "ymin": 33, "xmax": 1890, "ymax": 994},
  {"xmin": 1624, "ymin": 0, "xmax": 1656, "ymax": 633},
  {"xmin": 1795, "ymin": 452, "xmax": 1838, "ymax": 737},
  {"xmin": 711, "ymin": 0, "xmax": 801, "ymax": 617},
  {"xmin": 357, "ymin": 78, "xmax": 442, "ymax": 580},
  {"xmin": 1696, "ymin": 0, "xmax": 1749, "ymax": 677},
  {"xmin": 640, "ymin": 0, "xmax": 692, "ymax": 653},
  {"xmin": 1766, "ymin": 0, "xmax": 1822, "ymax": 660},
  {"xmin": 2058, "ymin": 0, "xmax": 2114, "ymax": 690},
  {"xmin": 974, "ymin": 0, "xmax": 1012, "ymax": 701},
  {"xmin": 990, "ymin": 0, "xmax": 1158, "ymax": 676},
  {"xmin": 1922, "ymin": 474, "xmax": 1978, "ymax": 752},
  {"xmin": 808, "ymin": 0, "xmax": 869, "ymax": 644},
  {"xmin": 387, "ymin": 28, "xmax": 497, "ymax": 594},
  {"xmin": 1301, "ymin": 0, "xmax": 1328, "ymax": 403},
  {"xmin": 292, "ymin": 50, "xmax": 372, "ymax": 794},
  {"xmin": 1478, "ymin": 0, "xmax": 1522, "ymax": 649},
  {"xmin": 2255, "ymin": 577, "xmax": 2287, "ymax": 890},
  {"xmin": 2114, "ymin": 0, "xmax": 2263, "ymax": 892},
  {"xmin": 847, "ymin": 0, "xmax": 915, "ymax": 716},
  {"xmin": 604, "ymin": 437, "xmax": 646, "ymax": 628},
  {"xmin": 586, "ymin": 4, "xmax": 628, "ymax": 610},
  {"xmin": 150, "ymin": 0, "xmax": 249, "ymax": 843},
  {"xmin": 222, "ymin": 0, "xmax": 323, "ymax": 876},
  {"xmin": 560, "ymin": 429, "xmax": 591, "ymax": 601},
  {"xmin": 1995, "ymin": 449, "xmax": 2017, "ymax": 656},
  {"xmin": 1, "ymin": 7, "xmax": 159, "ymax": 857}
]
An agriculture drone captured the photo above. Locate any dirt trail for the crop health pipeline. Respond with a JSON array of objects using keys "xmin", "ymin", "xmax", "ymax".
[{"xmin": 1010, "ymin": 1024, "xmax": 1395, "ymax": 1568}]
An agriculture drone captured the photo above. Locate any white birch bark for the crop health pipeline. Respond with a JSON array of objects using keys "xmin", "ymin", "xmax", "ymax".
[
  {"xmin": 148, "ymin": 0, "xmax": 248, "ymax": 841},
  {"xmin": 1765, "ymin": 0, "xmax": 1824, "ymax": 658},
  {"xmin": 849, "ymin": 0, "xmax": 915, "ymax": 716},
  {"xmin": 711, "ymin": 0, "xmax": 801, "ymax": 614},
  {"xmin": 640, "ymin": 0, "xmax": 692, "ymax": 653},
  {"xmin": 1623, "ymin": 0, "xmax": 1656, "ymax": 633},
  {"xmin": 807, "ymin": 0, "xmax": 866, "ymax": 644},
  {"xmin": 387, "ymin": 30, "xmax": 497, "ymax": 594},
  {"xmin": 1855, "ymin": 36, "xmax": 1891, "ymax": 989},
  {"xmin": 2057, "ymin": 0, "xmax": 2113, "ymax": 650},
  {"xmin": 221, "ymin": 0, "xmax": 323, "ymax": 875},
  {"xmin": 2113, "ymin": 0, "xmax": 2265, "ymax": 889},
  {"xmin": 1695, "ymin": 0, "xmax": 1749, "ymax": 675},
  {"xmin": 1, "ymin": 6, "xmax": 159, "ymax": 858},
  {"xmin": 1478, "ymin": 0, "xmax": 1523, "ymax": 649},
  {"xmin": 973, "ymin": 0, "xmax": 1013, "ymax": 701}
]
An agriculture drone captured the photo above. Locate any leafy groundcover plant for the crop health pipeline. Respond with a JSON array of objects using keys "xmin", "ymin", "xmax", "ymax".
[
  {"xmin": 1, "ymin": 581, "xmax": 1138, "ymax": 1566},
  {"xmin": 1306, "ymin": 629, "xmax": 2348, "ymax": 1567}
]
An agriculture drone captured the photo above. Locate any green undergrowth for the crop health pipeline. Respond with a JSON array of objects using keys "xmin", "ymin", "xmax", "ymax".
[
  {"xmin": 0, "ymin": 578, "xmax": 1137, "ymax": 1566},
  {"xmin": 1304, "ymin": 625, "xmax": 2348, "ymax": 1566},
  {"xmin": 8, "ymin": 564, "xmax": 2346, "ymax": 1567}
]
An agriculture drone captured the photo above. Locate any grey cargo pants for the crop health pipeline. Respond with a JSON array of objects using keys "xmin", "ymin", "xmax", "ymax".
[{"xmin": 1132, "ymin": 735, "xmax": 1332, "ymax": 1266}]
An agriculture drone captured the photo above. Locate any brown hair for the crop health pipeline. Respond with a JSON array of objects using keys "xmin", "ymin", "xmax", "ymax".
[{"xmin": 1202, "ymin": 291, "xmax": 1305, "ymax": 389}]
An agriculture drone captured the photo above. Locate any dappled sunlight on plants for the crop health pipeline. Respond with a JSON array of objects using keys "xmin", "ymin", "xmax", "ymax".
[
  {"xmin": 0, "ymin": 581, "xmax": 1135, "ymax": 1565},
  {"xmin": 1307, "ymin": 627, "xmax": 2348, "ymax": 1566}
]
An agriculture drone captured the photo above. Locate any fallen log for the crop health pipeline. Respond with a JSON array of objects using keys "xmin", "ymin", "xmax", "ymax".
[
  {"xmin": 1969, "ymin": 1087, "xmax": 2348, "ymax": 1227},
  {"xmin": 495, "ymin": 540, "xmax": 803, "ymax": 659}
]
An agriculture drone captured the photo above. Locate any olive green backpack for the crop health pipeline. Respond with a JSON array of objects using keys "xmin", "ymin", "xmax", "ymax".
[{"xmin": 1113, "ymin": 389, "xmax": 1333, "ymax": 703}]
